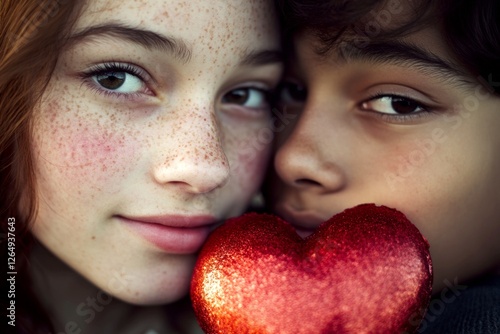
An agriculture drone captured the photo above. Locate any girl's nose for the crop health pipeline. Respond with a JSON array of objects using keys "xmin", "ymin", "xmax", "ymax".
[
  {"xmin": 274, "ymin": 100, "xmax": 347, "ymax": 194},
  {"xmin": 153, "ymin": 106, "xmax": 230, "ymax": 194}
]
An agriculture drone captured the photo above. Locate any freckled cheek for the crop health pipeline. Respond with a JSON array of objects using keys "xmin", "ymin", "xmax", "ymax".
[
  {"xmin": 35, "ymin": 121, "xmax": 141, "ymax": 196},
  {"xmin": 224, "ymin": 127, "xmax": 273, "ymax": 191}
]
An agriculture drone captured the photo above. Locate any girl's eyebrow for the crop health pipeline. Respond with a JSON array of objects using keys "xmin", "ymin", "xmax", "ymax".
[
  {"xmin": 68, "ymin": 23, "xmax": 192, "ymax": 63},
  {"xmin": 334, "ymin": 40, "xmax": 476, "ymax": 88},
  {"xmin": 240, "ymin": 49, "xmax": 284, "ymax": 67},
  {"xmin": 67, "ymin": 23, "xmax": 283, "ymax": 67}
]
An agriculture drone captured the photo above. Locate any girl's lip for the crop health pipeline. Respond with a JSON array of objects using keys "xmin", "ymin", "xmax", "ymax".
[
  {"xmin": 117, "ymin": 214, "xmax": 218, "ymax": 227},
  {"xmin": 115, "ymin": 215, "xmax": 218, "ymax": 254}
]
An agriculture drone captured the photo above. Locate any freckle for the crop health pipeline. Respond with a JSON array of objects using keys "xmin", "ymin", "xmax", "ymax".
[{"xmin": 91, "ymin": 236, "xmax": 96, "ymax": 240}]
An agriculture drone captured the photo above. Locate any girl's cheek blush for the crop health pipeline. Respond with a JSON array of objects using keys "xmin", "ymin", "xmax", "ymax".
[
  {"xmin": 225, "ymin": 125, "xmax": 272, "ymax": 189},
  {"xmin": 68, "ymin": 129, "xmax": 139, "ymax": 185},
  {"xmin": 33, "ymin": 99, "xmax": 141, "ymax": 197},
  {"xmin": 235, "ymin": 143, "xmax": 271, "ymax": 183}
]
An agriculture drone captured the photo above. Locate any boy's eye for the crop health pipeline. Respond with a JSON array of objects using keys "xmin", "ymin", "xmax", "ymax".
[
  {"xmin": 279, "ymin": 81, "xmax": 307, "ymax": 104},
  {"xmin": 93, "ymin": 71, "xmax": 143, "ymax": 93},
  {"xmin": 222, "ymin": 88, "xmax": 269, "ymax": 109},
  {"xmin": 361, "ymin": 95, "xmax": 427, "ymax": 114}
]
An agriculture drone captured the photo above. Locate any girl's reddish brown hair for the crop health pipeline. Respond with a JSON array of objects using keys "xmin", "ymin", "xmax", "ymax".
[{"xmin": 1, "ymin": 1, "xmax": 83, "ymax": 331}]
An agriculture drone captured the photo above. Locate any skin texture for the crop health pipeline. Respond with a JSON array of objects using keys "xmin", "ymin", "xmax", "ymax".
[
  {"xmin": 30, "ymin": 0, "xmax": 282, "ymax": 306},
  {"xmin": 270, "ymin": 2, "xmax": 500, "ymax": 293}
]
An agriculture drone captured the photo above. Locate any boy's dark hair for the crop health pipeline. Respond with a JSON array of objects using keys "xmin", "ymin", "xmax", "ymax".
[{"xmin": 276, "ymin": 0, "xmax": 500, "ymax": 94}]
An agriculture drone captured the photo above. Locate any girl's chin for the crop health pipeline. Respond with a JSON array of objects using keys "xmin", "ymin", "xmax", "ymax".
[
  {"xmin": 102, "ymin": 272, "xmax": 193, "ymax": 306},
  {"xmin": 110, "ymin": 287, "xmax": 190, "ymax": 306}
]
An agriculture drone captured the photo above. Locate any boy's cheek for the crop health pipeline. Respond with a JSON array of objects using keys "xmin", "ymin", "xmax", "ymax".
[{"xmin": 376, "ymin": 129, "xmax": 457, "ymax": 194}]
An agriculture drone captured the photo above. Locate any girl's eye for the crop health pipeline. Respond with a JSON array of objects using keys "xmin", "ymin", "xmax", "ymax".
[
  {"xmin": 93, "ymin": 71, "xmax": 143, "ymax": 93},
  {"xmin": 81, "ymin": 62, "xmax": 152, "ymax": 98},
  {"xmin": 222, "ymin": 88, "xmax": 270, "ymax": 109},
  {"xmin": 360, "ymin": 95, "xmax": 427, "ymax": 115},
  {"xmin": 278, "ymin": 81, "xmax": 307, "ymax": 105}
]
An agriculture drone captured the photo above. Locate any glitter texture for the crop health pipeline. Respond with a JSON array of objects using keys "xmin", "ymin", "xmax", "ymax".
[{"xmin": 190, "ymin": 204, "xmax": 433, "ymax": 334}]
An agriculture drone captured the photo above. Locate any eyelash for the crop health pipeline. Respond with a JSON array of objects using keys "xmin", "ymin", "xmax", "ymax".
[
  {"xmin": 79, "ymin": 62, "xmax": 153, "ymax": 100},
  {"xmin": 360, "ymin": 93, "xmax": 435, "ymax": 122}
]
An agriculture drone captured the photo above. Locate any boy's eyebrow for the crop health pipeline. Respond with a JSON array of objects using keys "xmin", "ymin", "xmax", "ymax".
[
  {"xmin": 336, "ymin": 41, "xmax": 474, "ymax": 86},
  {"xmin": 68, "ymin": 23, "xmax": 283, "ymax": 67}
]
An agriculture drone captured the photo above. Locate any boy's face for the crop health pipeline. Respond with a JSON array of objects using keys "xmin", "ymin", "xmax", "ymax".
[{"xmin": 270, "ymin": 12, "xmax": 500, "ymax": 291}]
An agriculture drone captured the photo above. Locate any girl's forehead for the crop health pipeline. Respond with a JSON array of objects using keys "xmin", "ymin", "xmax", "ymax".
[
  {"xmin": 69, "ymin": 0, "xmax": 280, "ymax": 69},
  {"xmin": 75, "ymin": 0, "xmax": 276, "ymax": 32}
]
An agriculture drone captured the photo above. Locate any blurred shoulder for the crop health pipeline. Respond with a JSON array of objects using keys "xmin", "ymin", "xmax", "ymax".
[{"xmin": 419, "ymin": 270, "xmax": 500, "ymax": 334}]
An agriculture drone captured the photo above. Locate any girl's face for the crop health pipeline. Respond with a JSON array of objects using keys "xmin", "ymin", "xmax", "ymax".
[
  {"xmin": 31, "ymin": 0, "xmax": 282, "ymax": 304},
  {"xmin": 270, "ymin": 16, "xmax": 500, "ymax": 291}
]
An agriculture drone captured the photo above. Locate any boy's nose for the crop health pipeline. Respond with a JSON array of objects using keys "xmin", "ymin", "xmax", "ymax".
[
  {"xmin": 274, "ymin": 101, "xmax": 347, "ymax": 194},
  {"xmin": 152, "ymin": 106, "xmax": 230, "ymax": 194}
]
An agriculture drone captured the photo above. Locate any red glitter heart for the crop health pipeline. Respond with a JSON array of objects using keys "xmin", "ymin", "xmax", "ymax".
[{"xmin": 191, "ymin": 204, "xmax": 433, "ymax": 334}]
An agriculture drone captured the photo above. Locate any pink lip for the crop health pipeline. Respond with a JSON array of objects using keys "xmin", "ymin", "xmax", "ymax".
[
  {"xmin": 275, "ymin": 204, "xmax": 328, "ymax": 238},
  {"xmin": 116, "ymin": 215, "xmax": 218, "ymax": 254}
]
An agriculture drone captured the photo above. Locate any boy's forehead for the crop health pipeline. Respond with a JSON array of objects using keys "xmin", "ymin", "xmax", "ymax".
[
  {"xmin": 292, "ymin": 23, "xmax": 476, "ymax": 91},
  {"xmin": 357, "ymin": 0, "xmax": 428, "ymax": 29},
  {"xmin": 292, "ymin": 0, "xmax": 446, "ymax": 68},
  {"xmin": 301, "ymin": 0, "xmax": 436, "ymax": 48}
]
